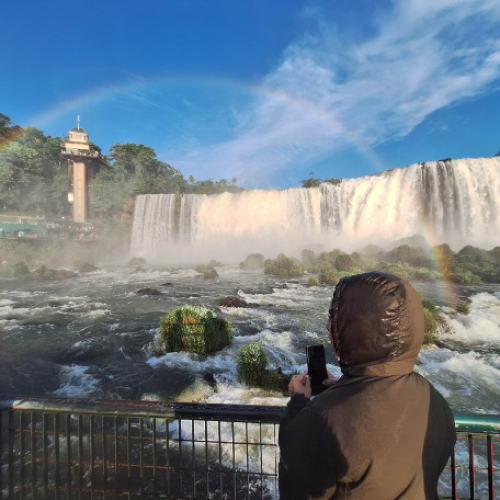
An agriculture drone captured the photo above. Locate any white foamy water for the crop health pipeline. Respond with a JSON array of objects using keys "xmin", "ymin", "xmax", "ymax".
[
  {"xmin": 441, "ymin": 292, "xmax": 500, "ymax": 343},
  {"xmin": 131, "ymin": 158, "xmax": 500, "ymax": 263},
  {"xmin": 52, "ymin": 365, "xmax": 102, "ymax": 398},
  {"xmin": 1, "ymin": 264, "xmax": 499, "ymax": 415}
]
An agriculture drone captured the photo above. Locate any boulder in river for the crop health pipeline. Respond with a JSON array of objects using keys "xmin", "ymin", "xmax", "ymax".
[
  {"xmin": 79, "ymin": 262, "xmax": 100, "ymax": 273},
  {"xmin": 218, "ymin": 296, "xmax": 259, "ymax": 308}
]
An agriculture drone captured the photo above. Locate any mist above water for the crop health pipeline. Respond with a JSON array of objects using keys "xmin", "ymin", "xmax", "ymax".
[{"xmin": 131, "ymin": 157, "xmax": 500, "ymax": 264}]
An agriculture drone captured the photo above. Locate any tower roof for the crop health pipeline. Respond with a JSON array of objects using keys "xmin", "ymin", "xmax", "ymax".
[{"xmin": 70, "ymin": 127, "xmax": 87, "ymax": 134}]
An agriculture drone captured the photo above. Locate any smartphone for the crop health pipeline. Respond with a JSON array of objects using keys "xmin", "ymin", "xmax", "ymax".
[{"xmin": 306, "ymin": 344, "xmax": 329, "ymax": 396}]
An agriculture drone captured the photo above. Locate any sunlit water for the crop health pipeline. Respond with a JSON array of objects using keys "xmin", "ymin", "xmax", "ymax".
[
  {"xmin": 131, "ymin": 158, "xmax": 500, "ymax": 262},
  {"xmin": 1, "ymin": 266, "xmax": 499, "ymax": 415}
]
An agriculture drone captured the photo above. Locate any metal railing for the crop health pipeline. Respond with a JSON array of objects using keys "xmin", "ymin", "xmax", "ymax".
[{"xmin": 0, "ymin": 395, "xmax": 499, "ymax": 499}]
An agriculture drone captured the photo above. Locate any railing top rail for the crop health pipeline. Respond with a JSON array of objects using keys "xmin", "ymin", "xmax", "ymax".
[
  {"xmin": 1, "ymin": 394, "xmax": 500, "ymax": 432},
  {"xmin": 0, "ymin": 394, "xmax": 285, "ymax": 422}
]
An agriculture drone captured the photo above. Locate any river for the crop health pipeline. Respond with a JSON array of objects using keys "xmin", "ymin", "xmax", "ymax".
[{"xmin": 1, "ymin": 265, "xmax": 499, "ymax": 414}]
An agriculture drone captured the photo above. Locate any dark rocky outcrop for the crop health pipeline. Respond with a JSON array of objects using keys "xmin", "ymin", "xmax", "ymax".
[
  {"xmin": 136, "ymin": 287, "xmax": 162, "ymax": 296},
  {"xmin": 218, "ymin": 296, "xmax": 259, "ymax": 308}
]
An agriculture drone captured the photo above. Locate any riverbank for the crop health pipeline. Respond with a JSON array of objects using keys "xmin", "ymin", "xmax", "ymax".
[{"xmin": 0, "ymin": 222, "xmax": 132, "ymax": 267}]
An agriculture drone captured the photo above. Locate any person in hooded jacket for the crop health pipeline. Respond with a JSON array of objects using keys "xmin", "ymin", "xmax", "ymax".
[{"xmin": 279, "ymin": 272, "xmax": 456, "ymax": 500}]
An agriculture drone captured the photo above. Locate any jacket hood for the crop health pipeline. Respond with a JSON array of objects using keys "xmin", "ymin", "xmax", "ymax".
[{"xmin": 329, "ymin": 272, "xmax": 424, "ymax": 377}]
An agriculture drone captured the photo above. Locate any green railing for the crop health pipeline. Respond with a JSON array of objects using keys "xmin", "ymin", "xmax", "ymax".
[{"xmin": 0, "ymin": 395, "xmax": 498, "ymax": 499}]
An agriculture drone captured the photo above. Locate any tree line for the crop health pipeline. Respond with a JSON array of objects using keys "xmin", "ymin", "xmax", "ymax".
[{"xmin": 0, "ymin": 113, "xmax": 243, "ymax": 220}]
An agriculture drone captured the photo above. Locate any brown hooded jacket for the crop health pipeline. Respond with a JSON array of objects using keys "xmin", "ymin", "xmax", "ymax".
[{"xmin": 279, "ymin": 272, "xmax": 456, "ymax": 500}]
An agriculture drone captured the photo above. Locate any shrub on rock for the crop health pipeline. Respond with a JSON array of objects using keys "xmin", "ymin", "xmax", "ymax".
[
  {"xmin": 308, "ymin": 276, "xmax": 320, "ymax": 287},
  {"xmin": 240, "ymin": 253, "xmax": 265, "ymax": 271},
  {"xmin": 154, "ymin": 306, "xmax": 232, "ymax": 355},
  {"xmin": 128, "ymin": 257, "xmax": 147, "ymax": 267},
  {"xmin": 453, "ymin": 301, "xmax": 471, "ymax": 315},
  {"xmin": 30, "ymin": 266, "xmax": 77, "ymax": 279},
  {"xmin": 237, "ymin": 343, "xmax": 293, "ymax": 393},
  {"xmin": 203, "ymin": 268, "xmax": 219, "ymax": 279},
  {"xmin": 264, "ymin": 254, "xmax": 304, "ymax": 277},
  {"xmin": 0, "ymin": 261, "xmax": 30, "ymax": 277},
  {"xmin": 421, "ymin": 295, "xmax": 440, "ymax": 345}
]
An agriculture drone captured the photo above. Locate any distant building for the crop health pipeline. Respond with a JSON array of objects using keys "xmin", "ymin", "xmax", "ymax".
[{"xmin": 60, "ymin": 119, "xmax": 105, "ymax": 222}]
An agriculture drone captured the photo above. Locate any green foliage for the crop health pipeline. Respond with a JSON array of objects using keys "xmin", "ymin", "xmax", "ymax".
[
  {"xmin": 30, "ymin": 265, "xmax": 76, "ymax": 279},
  {"xmin": 195, "ymin": 263, "xmax": 219, "ymax": 278},
  {"xmin": 323, "ymin": 178, "xmax": 342, "ymax": 185},
  {"xmin": 155, "ymin": 306, "xmax": 232, "ymax": 355},
  {"xmin": 301, "ymin": 249, "xmax": 316, "ymax": 271},
  {"xmin": 453, "ymin": 301, "xmax": 471, "ymax": 315},
  {"xmin": 208, "ymin": 259, "xmax": 223, "ymax": 267},
  {"xmin": 11, "ymin": 261, "xmax": 30, "ymax": 276},
  {"xmin": 264, "ymin": 254, "xmax": 304, "ymax": 277},
  {"xmin": 0, "ymin": 261, "xmax": 30, "ymax": 277},
  {"xmin": 423, "ymin": 310, "xmax": 438, "ymax": 345},
  {"xmin": 0, "ymin": 113, "xmax": 243, "ymax": 221},
  {"xmin": 335, "ymin": 254, "xmax": 354, "ymax": 272},
  {"xmin": 448, "ymin": 272, "xmax": 481, "ymax": 284},
  {"xmin": 128, "ymin": 257, "xmax": 147, "ymax": 267},
  {"xmin": 420, "ymin": 295, "xmax": 439, "ymax": 345},
  {"xmin": 308, "ymin": 276, "xmax": 319, "ymax": 287},
  {"xmin": 203, "ymin": 268, "xmax": 219, "ymax": 279},
  {"xmin": 237, "ymin": 344, "xmax": 268, "ymax": 387},
  {"xmin": 300, "ymin": 177, "xmax": 321, "ymax": 188},
  {"xmin": 237, "ymin": 343, "xmax": 292, "ymax": 392},
  {"xmin": 0, "ymin": 119, "xmax": 68, "ymax": 217},
  {"xmin": 240, "ymin": 253, "xmax": 265, "ymax": 270}
]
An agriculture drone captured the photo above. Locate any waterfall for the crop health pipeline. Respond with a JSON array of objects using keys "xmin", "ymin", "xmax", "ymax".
[{"xmin": 130, "ymin": 157, "xmax": 500, "ymax": 263}]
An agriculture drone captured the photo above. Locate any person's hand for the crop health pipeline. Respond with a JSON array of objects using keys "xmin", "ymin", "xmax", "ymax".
[
  {"xmin": 322, "ymin": 371, "xmax": 337, "ymax": 388},
  {"xmin": 288, "ymin": 371, "xmax": 311, "ymax": 399}
]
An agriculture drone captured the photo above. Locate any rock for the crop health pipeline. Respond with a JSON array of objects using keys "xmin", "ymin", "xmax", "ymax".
[
  {"xmin": 203, "ymin": 373, "xmax": 218, "ymax": 389},
  {"xmin": 79, "ymin": 262, "xmax": 99, "ymax": 273},
  {"xmin": 218, "ymin": 296, "xmax": 259, "ymax": 308},
  {"xmin": 136, "ymin": 288, "xmax": 162, "ymax": 296},
  {"xmin": 128, "ymin": 257, "xmax": 147, "ymax": 267},
  {"xmin": 240, "ymin": 253, "xmax": 265, "ymax": 271},
  {"xmin": 160, "ymin": 282, "xmax": 174, "ymax": 287}
]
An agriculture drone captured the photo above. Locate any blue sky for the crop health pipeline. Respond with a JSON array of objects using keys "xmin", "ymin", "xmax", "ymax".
[{"xmin": 2, "ymin": 0, "xmax": 500, "ymax": 189}]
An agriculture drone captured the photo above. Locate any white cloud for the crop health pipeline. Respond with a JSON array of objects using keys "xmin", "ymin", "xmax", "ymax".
[{"xmin": 169, "ymin": 0, "xmax": 500, "ymax": 188}]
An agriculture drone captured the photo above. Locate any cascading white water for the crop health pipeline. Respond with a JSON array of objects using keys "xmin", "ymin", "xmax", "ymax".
[{"xmin": 130, "ymin": 157, "xmax": 500, "ymax": 263}]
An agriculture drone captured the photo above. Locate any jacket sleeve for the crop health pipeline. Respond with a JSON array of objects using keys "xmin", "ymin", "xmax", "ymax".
[{"xmin": 279, "ymin": 395, "xmax": 343, "ymax": 500}]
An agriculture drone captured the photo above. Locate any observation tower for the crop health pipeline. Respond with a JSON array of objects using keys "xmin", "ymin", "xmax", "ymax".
[{"xmin": 60, "ymin": 118, "xmax": 105, "ymax": 222}]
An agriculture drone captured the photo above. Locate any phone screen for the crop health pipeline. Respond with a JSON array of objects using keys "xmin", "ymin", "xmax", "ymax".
[{"xmin": 306, "ymin": 344, "xmax": 328, "ymax": 395}]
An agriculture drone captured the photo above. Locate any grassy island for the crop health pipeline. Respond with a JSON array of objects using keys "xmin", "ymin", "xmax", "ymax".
[{"xmin": 152, "ymin": 306, "xmax": 232, "ymax": 355}]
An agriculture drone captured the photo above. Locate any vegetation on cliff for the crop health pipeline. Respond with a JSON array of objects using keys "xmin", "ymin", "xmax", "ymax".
[{"xmin": 152, "ymin": 306, "xmax": 232, "ymax": 355}]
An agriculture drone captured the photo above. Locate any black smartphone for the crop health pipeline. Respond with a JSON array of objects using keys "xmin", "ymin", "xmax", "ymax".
[{"xmin": 306, "ymin": 344, "xmax": 329, "ymax": 396}]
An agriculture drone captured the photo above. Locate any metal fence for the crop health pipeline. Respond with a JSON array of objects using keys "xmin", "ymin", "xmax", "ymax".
[{"xmin": 0, "ymin": 396, "xmax": 499, "ymax": 500}]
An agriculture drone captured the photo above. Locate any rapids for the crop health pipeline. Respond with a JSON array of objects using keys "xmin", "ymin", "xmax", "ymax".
[{"xmin": 1, "ymin": 266, "xmax": 499, "ymax": 414}]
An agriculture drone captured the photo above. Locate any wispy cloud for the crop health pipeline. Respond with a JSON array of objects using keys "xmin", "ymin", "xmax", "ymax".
[{"xmin": 169, "ymin": 0, "xmax": 500, "ymax": 188}]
